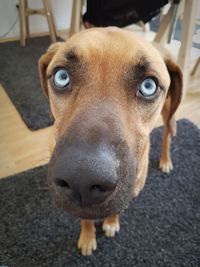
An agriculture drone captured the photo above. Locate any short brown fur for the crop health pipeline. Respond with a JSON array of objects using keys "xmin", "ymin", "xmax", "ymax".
[{"xmin": 38, "ymin": 27, "xmax": 182, "ymax": 255}]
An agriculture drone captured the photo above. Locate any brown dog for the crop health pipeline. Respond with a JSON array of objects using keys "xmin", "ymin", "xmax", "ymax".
[{"xmin": 38, "ymin": 27, "xmax": 182, "ymax": 256}]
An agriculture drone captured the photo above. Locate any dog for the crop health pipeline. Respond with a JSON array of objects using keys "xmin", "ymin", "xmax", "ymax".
[{"xmin": 38, "ymin": 27, "xmax": 182, "ymax": 256}]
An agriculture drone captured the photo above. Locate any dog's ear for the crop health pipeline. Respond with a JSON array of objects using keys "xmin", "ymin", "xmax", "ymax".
[
  {"xmin": 164, "ymin": 57, "xmax": 183, "ymax": 135},
  {"xmin": 154, "ymin": 43, "xmax": 183, "ymax": 136},
  {"xmin": 38, "ymin": 42, "xmax": 63, "ymax": 97}
]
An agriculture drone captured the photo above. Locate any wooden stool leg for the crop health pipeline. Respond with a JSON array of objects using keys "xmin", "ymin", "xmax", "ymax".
[
  {"xmin": 154, "ymin": 1, "xmax": 184, "ymax": 45},
  {"xmin": 167, "ymin": 3, "xmax": 179, "ymax": 43},
  {"xmin": 69, "ymin": 0, "xmax": 83, "ymax": 37},
  {"xmin": 24, "ymin": 0, "xmax": 30, "ymax": 38},
  {"xmin": 45, "ymin": 0, "xmax": 57, "ymax": 40},
  {"xmin": 19, "ymin": 0, "xmax": 27, "ymax": 46},
  {"xmin": 43, "ymin": 0, "xmax": 57, "ymax": 43},
  {"xmin": 154, "ymin": 4, "xmax": 174, "ymax": 44},
  {"xmin": 178, "ymin": 0, "xmax": 198, "ymax": 94},
  {"xmin": 191, "ymin": 57, "xmax": 200, "ymax": 78}
]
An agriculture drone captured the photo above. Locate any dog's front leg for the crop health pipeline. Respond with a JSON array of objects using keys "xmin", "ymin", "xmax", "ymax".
[
  {"xmin": 159, "ymin": 100, "xmax": 176, "ymax": 173},
  {"xmin": 159, "ymin": 122, "xmax": 173, "ymax": 173},
  {"xmin": 102, "ymin": 214, "xmax": 120, "ymax": 237},
  {"xmin": 78, "ymin": 220, "xmax": 97, "ymax": 256}
]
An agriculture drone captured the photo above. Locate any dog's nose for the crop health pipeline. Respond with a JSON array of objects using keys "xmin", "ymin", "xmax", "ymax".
[{"xmin": 51, "ymin": 145, "xmax": 119, "ymax": 207}]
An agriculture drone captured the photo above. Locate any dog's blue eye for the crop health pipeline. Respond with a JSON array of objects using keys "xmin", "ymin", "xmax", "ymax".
[
  {"xmin": 139, "ymin": 78, "xmax": 157, "ymax": 97},
  {"xmin": 53, "ymin": 68, "xmax": 70, "ymax": 88}
]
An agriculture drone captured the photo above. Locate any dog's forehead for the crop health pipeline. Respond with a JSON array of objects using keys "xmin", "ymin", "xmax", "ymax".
[
  {"xmin": 64, "ymin": 28, "xmax": 155, "ymax": 58},
  {"xmin": 50, "ymin": 28, "xmax": 170, "ymax": 87},
  {"xmin": 66, "ymin": 28, "xmax": 157, "ymax": 56}
]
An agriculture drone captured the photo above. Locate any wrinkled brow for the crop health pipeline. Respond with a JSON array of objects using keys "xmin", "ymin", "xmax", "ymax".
[
  {"xmin": 124, "ymin": 56, "xmax": 150, "ymax": 84},
  {"xmin": 131, "ymin": 56, "xmax": 150, "ymax": 80},
  {"xmin": 47, "ymin": 48, "xmax": 83, "ymax": 78},
  {"xmin": 65, "ymin": 48, "xmax": 80, "ymax": 63}
]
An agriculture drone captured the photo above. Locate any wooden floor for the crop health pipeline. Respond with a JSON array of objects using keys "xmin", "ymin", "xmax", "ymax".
[
  {"xmin": 0, "ymin": 85, "xmax": 51, "ymax": 178},
  {"xmin": 0, "ymin": 30, "xmax": 200, "ymax": 179}
]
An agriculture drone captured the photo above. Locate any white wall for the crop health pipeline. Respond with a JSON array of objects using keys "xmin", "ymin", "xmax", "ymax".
[
  {"xmin": 1, "ymin": 0, "xmax": 200, "ymax": 39},
  {"xmin": 0, "ymin": 0, "xmax": 72, "ymax": 38}
]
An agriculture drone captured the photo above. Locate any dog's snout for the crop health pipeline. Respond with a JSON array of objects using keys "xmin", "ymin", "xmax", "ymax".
[
  {"xmin": 53, "ymin": 173, "xmax": 117, "ymax": 207},
  {"xmin": 51, "ymin": 144, "xmax": 119, "ymax": 207}
]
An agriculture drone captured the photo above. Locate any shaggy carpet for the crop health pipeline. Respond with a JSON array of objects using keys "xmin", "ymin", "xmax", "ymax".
[
  {"xmin": 0, "ymin": 119, "xmax": 200, "ymax": 267},
  {"xmin": 0, "ymin": 36, "xmax": 55, "ymax": 130}
]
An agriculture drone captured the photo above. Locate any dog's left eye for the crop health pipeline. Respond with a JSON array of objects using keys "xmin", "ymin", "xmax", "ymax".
[
  {"xmin": 139, "ymin": 78, "xmax": 157, "ymax": 97},
  {"xmin": 53, "ymin": 68, "xmax": 70, "ymax": 89}
]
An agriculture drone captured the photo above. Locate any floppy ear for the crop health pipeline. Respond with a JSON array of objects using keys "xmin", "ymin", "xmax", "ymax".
[
  {"xmin": 164, "ymin": 57, "xmax": 183, "ymax": 136},
  {"xmin": 153, "ymin": 43, "xmax": 183, "ymax": 135},
  {"xmin": 38, "ymin": 42, "xmax": 63, "ymax": 97}
]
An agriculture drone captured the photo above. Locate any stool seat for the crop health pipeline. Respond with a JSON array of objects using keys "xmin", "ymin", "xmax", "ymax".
[{"xmin": 19, "ymin": 0, "xmax": 57, "ymax": 46}]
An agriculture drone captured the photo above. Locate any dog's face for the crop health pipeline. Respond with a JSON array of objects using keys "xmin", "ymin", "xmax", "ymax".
[{"xmin": 39, "ymin": 27, "xmax": 182, "ymax": 219}]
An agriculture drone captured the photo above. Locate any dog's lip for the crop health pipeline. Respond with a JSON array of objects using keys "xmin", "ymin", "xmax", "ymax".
[
  {"xmin": 65, "ymin": 202, "xmax": 130, "ymax": 220},
  {"xmin": 61, "ymin": 204, "xmax": 121, "ymax": 220},
  {"xmin": 51, "ymin": 184, "xmax": 131, "ymax": 220}
]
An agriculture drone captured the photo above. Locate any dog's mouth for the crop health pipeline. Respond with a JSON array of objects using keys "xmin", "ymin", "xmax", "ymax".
[{"xmin": 48, "ymin": 173, "xmax": 133, "ymax": 220}]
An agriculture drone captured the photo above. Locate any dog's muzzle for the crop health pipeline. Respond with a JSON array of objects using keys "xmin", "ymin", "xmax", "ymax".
[
  {"xmin": 50, "ymin": 142, "xmax": 119, "ymax": 207},
  {"xmin": 48, "ymin": 111, "xmax": 135, "ymax": 219}
]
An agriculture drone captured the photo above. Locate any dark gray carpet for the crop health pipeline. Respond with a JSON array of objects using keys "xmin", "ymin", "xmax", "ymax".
[
  {"xmin": 0, "ymin": 36, "xmax": 55, "ymax": 130},
  {"xmin": 0, "ymin": 119, "xmax": 200, "ymax": 267}
]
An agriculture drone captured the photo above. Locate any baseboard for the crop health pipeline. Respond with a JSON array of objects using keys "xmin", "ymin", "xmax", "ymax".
[{"xmin": 0, "ymin": 29, "xmax": 69, "ymax": 43}]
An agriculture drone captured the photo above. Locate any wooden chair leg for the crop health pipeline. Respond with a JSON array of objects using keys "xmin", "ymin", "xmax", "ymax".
[
  {"xmin": 43, "ymin": 0, "xmax": 57, "ymax": 43},
  {"xmin": 69, "ymin": 0, "xmax": 83, "ymax": 37},
  {"xmin": 178, "ymin": 0, "xmax": 198, "ymax": 94},
  {"xmin": 47, "ymin": 0, "xmax": 57, "ymax": 40},
  {"xmin": 19, "ymin": 0, "xmax": 26, "ymax": 46},
  {"xmin": 191, "ymin": 57, "xmax": 200, "ymax": 78},
  {"xmin": 154, "ymin": 3, "xmax": 174, "ymax": 44},
  {"xmin": 154, "ymin": 1, "xmax": 184, "ymax": 45},
  {"xmin": 167, "ymin": 2, "xmax": 179, "ymax": 43},
  {"xmin": 138, "ymin": 21, "xmax": 149, "ymax": 32},
  {"xmin": 24, "ymin": 0, "xmax": 30, "ymax": 38}
]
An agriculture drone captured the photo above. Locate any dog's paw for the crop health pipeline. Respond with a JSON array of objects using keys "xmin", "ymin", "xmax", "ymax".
[
  {"xmin": 78, "ymin": 233, "xmax": 97, "ymax": 256},
  {"xmin": 102, "ymin": 215, "xmax": 120, "ymax": 237},
  {"xmin": 159, "ymin": 158, "xmax": 173, "ymax": 173}
]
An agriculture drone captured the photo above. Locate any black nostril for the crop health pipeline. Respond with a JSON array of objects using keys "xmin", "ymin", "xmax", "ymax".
[
  {"xmin": 90, "ymin": 184, "xmax": 110, "ymax": 193},
  {"xmin": 54, "ymin": 178, "xmax": 70, "ymax": 188}
]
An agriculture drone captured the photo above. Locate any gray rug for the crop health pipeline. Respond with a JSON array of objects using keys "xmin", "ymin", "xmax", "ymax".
[
  {"xmin": 0, "ymin": 36, "xmax": 55, "ymax": 130},
  {"xmin": 0, "ymin": 119, "xmax": 200, "ymax": 267}
]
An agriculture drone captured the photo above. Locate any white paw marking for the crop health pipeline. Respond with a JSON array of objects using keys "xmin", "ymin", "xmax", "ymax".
[
  {"xmin": 102, "ymin": 220, "xmax": 120, "ymax": 237},
  {"xmin": 78, "ymin": 235, "xmax": 97, "ymax": 256},
  {"xmin": 159, "ymin": 159, "xmax": 173, "ymax": 173}
]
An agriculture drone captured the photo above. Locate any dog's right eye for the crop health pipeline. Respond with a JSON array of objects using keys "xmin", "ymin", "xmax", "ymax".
[
  {"xmin": 139, "ymin": 78, "xmax": 157, "ymax": 97},
  {"xmin": 52, "ymin": 68, "xmax": 70, "ymax": 91}
]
